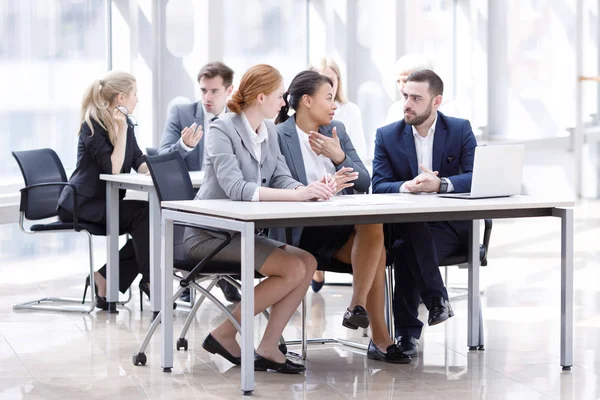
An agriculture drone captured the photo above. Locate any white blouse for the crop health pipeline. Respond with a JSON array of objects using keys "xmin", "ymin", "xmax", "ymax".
[{"xmin": 295, "ymin": 124, "xmax": 336, "ymax": 185}]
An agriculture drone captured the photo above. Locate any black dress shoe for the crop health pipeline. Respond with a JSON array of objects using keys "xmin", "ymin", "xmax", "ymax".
[
  {"xmin": 202, "ymin": 333, "xmax": 241, "ymax": 365},
  {"xmin": 83, "ymin": 275, "xmax": 109, "ymax": 310},
  {"xmin": 217, "ymin": 279, "xmax": 241, "ymax": 303},
  {"xmin": 311, "ymin": 278, "xmax": 325, "ymax": 293},
  {"xmin": 179, "ymin": 288, "xmax": 191, "ymax": 303},
  {"xmin": 396, "ymin": 335, "xmax": 418, "ymax": 358},
  {"xmin": 367, "ymin": 340, "xmax": 411, "ymax": 364},
  {"xmin": 254, "ymin": 354, "xmax": 306, "ymax": 374},
  {"xmin": 342, "ymin": 305, "xmax": 369, "ymax": 329},
  {"xmin": 427, "ymin": 297, "xmax": 454, "ymax": 326}
]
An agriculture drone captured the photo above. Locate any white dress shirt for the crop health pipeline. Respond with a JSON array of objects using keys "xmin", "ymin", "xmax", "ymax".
[
  {"xmin": 400, "ymin": 115, "xmax": 454, "ymax": 193},
  {"xmin": 240, "ymin": 112, "xmax": 269, "ymax": 201},
  {"xmin": 334, "ymin": 101, "xmax": 368, "ymax": 163},
  {"xmin": 181, "ymin": 102, "xmax": 228, "ymax": 169},
  {"xmin": 296, "ymin": 125, "xmax": 337, "ymax": 185}
]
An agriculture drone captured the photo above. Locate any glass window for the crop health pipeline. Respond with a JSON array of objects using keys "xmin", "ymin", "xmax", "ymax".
[
  {"xmin": 0, "ymin": 0, "xmax": 106, "ymax": 189},
  {"xmin": 221, "ymin": 0, "xmax": 308, "ymax": 89}
]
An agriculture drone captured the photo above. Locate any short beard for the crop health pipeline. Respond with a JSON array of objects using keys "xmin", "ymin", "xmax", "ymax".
[{"xmin": 405, "ymin": 99, "xmax": 434, "ymax": 126}]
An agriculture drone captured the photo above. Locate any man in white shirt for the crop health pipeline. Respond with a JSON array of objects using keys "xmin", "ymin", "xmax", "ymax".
[
  {"xmin": 158, "ymin": 61, "xmax": 240, "ymax": 303},
  {"xmin": 373, "ymin": 69, "xmax": 477, "ymax": 358}
]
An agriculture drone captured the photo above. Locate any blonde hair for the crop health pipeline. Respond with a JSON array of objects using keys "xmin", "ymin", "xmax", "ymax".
[
  {"xmin": 394, "ymin": 53, "xmax": 434, "ymax": 76},
  {"xmin": 80, "ymin": 71, "xmax": 136, "ymax": 145},
  {"xmin": 309, "ymin": 57, "xmax": 347, "ymax": 104},
  {"xmin": 227, "ymin": 64, "xmax": 283, "ymax": 113}
]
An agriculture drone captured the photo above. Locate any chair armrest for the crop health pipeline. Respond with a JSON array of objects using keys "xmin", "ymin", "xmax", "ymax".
[{"xmin": 20, "ymin": 182, "xmax": 81, "ymax": 230}]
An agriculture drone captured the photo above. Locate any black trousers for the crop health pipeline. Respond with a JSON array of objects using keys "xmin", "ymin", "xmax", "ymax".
[
  {"xmin": 391, "ymin": 221, "xmax": 468, "ymax": 339},
  {"xmin": 58, "ymin": 200, "xmax": 150, "ymax": 293}
]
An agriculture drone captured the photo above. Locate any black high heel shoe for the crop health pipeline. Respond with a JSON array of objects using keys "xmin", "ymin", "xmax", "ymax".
[
  {"xmin": 138, "ymin": 280, "xmax": 176, "ymax": 311},
  {"xmin": 83, "ymin": 274, "xmax": 109, "ymax": 311}
]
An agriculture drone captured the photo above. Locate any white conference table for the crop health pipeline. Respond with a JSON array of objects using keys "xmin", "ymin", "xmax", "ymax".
[
  {"xmin": 100, "ymin": 171, "xmax": 204, "ymax": 313},
  {"xmin": 159, "ymin": 193, "xmax": 574, "ymax": 395}
]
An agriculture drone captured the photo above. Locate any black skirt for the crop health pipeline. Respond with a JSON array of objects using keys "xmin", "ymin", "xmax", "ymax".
[{"xmin": 299, "ymin": 225, "xmax": 355, "ymax": 266}]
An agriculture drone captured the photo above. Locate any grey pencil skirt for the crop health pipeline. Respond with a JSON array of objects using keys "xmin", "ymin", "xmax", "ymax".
[{"xmin": 183, "ymin": 227, "xmax": 286, "ymax": 272}]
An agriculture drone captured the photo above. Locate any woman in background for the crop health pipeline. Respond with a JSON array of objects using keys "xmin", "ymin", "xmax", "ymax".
[{"xmin": 57, "ymin": 71, "xmax": 150, "ymax": 310}]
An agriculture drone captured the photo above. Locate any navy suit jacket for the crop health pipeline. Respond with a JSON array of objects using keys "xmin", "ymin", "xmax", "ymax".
[{"xmin": 372, "ymin": 111, "xmax": 476, "ymax": 194}]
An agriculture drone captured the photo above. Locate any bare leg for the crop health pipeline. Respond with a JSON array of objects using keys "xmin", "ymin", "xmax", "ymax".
[
  {"xmin": 366, "ymin": 247, "xmax": 395, "ymax": 351},
  {"xmin": 333, "ymin": 224, "xmax": 384, "ymax": 309},
  {"xmin": 256, "ymin": 246, "xmax": 316, "ymax": 361},
  {"xmin": 312, "ymin": 270, "xmax": 324, "ymax": 283},
  {"xmin": 94, "ymin": 271, "xmax": 106, "ymax": 297},
  {"xmin": 211, "ymin": 246, "xmax": 316, "ymax": 363}
]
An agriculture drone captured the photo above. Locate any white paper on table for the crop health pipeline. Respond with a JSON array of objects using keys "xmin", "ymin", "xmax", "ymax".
[{"xmin": 311, "ymin": 195, "xmax": 409, "ymax": 207}]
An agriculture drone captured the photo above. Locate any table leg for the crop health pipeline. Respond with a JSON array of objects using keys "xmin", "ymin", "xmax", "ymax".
[
  {"xmin": 160, "ymin": 214, "xmax": 174, "ymax": 372},
  {"xmin": 467, "ymin": 219, "xmax": 481, "ymax": 349},
  {"xmin": 554, "ymin": 207, "xmax": 574, "ymax": 370},
  {"xmin": 149, "ymin": 190, "xmax": 162, "ymax": 313},
  {"xmin": 106, "ymin": 181, "xmax": 120, "ymax": 313},
  {"xmin": 240, "ymin": 222, "xmax": 255, "ymax": 395}
]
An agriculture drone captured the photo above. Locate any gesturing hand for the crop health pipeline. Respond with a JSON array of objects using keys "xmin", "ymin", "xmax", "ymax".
[
  {"xmin": 308, "ymin": 127, "xmax": 346, "ymax": 164},
  {"xmin": 405, "ymin": 164, "xmax": 441, "ymax": 193},
  {"xmin": 323, "ymin": 167, "xmax": 358, "ymax": 194},
  {"xmin": 181, "ymin": 123, "xmax": 203, "ymax": 148}
]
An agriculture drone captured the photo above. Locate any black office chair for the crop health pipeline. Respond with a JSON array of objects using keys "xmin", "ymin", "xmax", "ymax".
[
  {"xmin": 146, "ymin": 147, "xmax": 158, "ymax": 156},
  {"xmin": 132, "ymin": 152, "xmax": 286, "ymax": 366},
  {"xmin": 11, "ymin": 149, "xmax": 107, "ymax": 313},
  {"xmin": 386, "ymin": 220, "xmax": 492, "ymax": 350}
]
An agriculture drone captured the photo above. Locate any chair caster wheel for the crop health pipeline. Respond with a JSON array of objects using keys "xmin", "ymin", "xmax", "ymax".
[
  {"xmin": 163, "ymin": 367, "xmax": 172, "ymax": 373},
  {"xmin": 176, "ymin": 338, "xmax": 188, "ymax": 351},
  {"xmin": 562, "ymin": 366, "xmax": 572, "ymax": 371},
  {"xmin": 468, "ymin": 346, "xmax": 478, "ymax": 351},
  {"xmin": 242, "ymin": 390, "xmax": 253, "ymax": 396},
  {"xmin": 132, "ymin": 352, "xmax": 147, "ymax": 366},
  {"xmin": 278, "ymin": 342, "xmax": 287, "ymax": 355},
  {"xmin": 478, "ymin": 345, "xmax": 485, "ymax": 351}
]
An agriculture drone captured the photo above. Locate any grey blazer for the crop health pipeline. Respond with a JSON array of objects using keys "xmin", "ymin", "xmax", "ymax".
[
  {"xmin": 158, "ymin": 102, "xmax": 219, "ymax": 171},
  {"xmin": 270, "ymin": 116, "xmax": 371, "ymax": 247},
  {"xmin": 194, "ymin": 112, "xmax": 300, "ymax": 202}
]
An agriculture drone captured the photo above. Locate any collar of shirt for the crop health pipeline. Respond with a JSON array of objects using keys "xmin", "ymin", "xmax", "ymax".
[
  {"xmin": 241, "ymin": 112, "xmax": 269, "ymax": 145},
  {"xmin": 411, "ymin": 114, "xmax": 438, "ymax": 142},
  {"xmin": 202, "ymin": 102, "xmax": 227, "ymax": 122}
]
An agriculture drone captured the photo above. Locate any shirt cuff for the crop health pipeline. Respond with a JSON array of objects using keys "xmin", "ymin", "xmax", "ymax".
[
  {"xmin": 399, "ymin": 182, "xmax": 410, "ymax": 193},
  {"xmin": 179, "ymin": 138, "xmax": 194, "ymax": 152},
  {"xmin": 445, "ymin": 178, "xmax": 455, "ymax": 193},
  {"xmin": 251, "ymin": 187, "xmax": 260, "ymax": 202}
]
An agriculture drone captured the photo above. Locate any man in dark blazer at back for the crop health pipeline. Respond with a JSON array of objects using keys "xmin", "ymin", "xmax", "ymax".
[
  {"xmin": 158, "ymin": 61, "xmax": 240, "ymax": 303},
  {"xmin": 372, "ymin": 69, "xmax": 477, "ymax": 358}
]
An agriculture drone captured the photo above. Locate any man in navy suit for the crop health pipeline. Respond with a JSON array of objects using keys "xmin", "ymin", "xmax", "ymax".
[{"xmin": 372, "ymin": 69, "xmax": 477, "ymax": 358}]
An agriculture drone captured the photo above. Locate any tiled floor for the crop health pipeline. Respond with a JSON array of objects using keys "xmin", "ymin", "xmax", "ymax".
[{"xmin": 0, "ymin": 198, "xmax": 599, "ymax": 399}]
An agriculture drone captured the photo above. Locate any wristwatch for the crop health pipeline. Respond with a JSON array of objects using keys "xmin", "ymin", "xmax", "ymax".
[{"xmin": 438, "ymin": 178, "xmax": 449, "ymax": 193}]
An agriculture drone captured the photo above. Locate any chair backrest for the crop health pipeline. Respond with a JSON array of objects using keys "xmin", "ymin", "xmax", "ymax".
[
  {"xmin": 144, "ymin": 152, "xmax": 195, "ymax": 202},
  {"xmin": 12, "ymin": 148, "xmax": 68, "ymax": 220},
  {"xmin": 146, "ymin": 147, "xmax": 159, "ymax": 156}
]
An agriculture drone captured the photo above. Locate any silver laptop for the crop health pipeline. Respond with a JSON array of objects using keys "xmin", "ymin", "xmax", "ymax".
[{"xmin": 439, "ymin": 144, "xmax": 525, "ymax": 199}]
